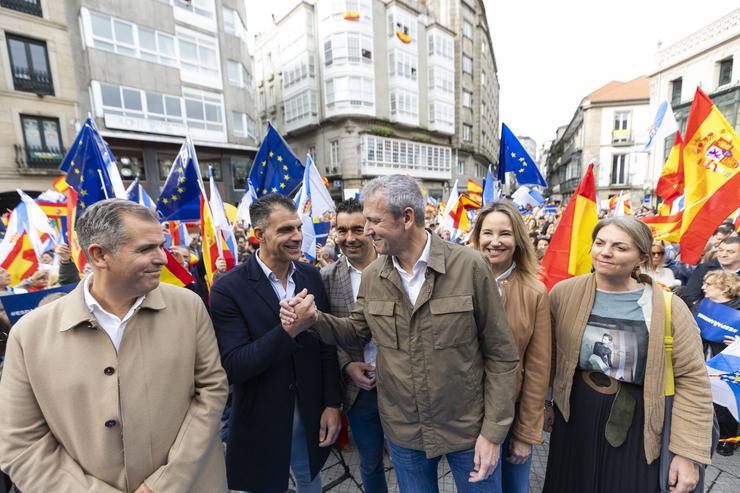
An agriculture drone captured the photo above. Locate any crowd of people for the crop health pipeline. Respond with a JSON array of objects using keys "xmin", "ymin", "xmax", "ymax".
[{"xmin": 0, "ymin": 173, "xmax": 737, "ymax": 493}]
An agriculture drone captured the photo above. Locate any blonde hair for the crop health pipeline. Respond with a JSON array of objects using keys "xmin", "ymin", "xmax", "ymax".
[
  {"xmin": 592, "ymin": 216, "xmax": 654, "ymax": 271},
  {"xmin": 471, "ymin": 201, "xmax": 540, "ymax": 282},
  {"xmin": 704, "ymin": 270, "xmax": 740, "ymax": 299}
]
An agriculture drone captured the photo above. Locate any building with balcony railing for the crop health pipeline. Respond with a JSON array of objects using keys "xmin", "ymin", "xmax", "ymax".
[
  {"xmin": 253, "ymin": 0, "xmax": 498, "ymax": 200},
  {"xmin": 545, "ymin": 76, "xmax": 650, "ymax": 206},
  {"xmin": 65, "ymin": 0, "xmax": 259, "ymax": 203},
  {"xmin": 0, "ymin": 0, "xmax": 79, "ymax": 210},
  {"xmin": 647, "ymin": 8, "xmax": 739, "ymax": 193}
]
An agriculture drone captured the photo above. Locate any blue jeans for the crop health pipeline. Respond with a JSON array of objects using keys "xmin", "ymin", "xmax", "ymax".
[
  {"xmin": 346, "ymin": 389, "xmax": 388, "ymax": 493},
  {"xmin": 291, "ymin": 403, "xmax": 322, "ymax": 493},
  {"xmin": 500, "ymin": 430, "xmax": 532, "ymax": 493},
  {"xmin": 388, "ymin": 440, "xmax": 502, "ymax": 493}
]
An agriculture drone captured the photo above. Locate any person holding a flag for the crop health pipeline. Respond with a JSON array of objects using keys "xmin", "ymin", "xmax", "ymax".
[
  {"xmin": 698, "ymin": 270, "xmax": 740, "ymax": 456},
  {"xmin": 544, "ymin": 216, "xmax": 713, "ymax": 493},
  {"xmin": 470, "ymin": 201, "xmax": 551, "ymax": 493},
  {"xmin": 0, "ymin": 199, "xmax": 229, "ymax": 493}
]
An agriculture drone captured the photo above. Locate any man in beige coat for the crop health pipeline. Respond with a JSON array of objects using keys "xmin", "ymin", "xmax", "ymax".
[{"xmin": 0, "ymin": 199, "xmax": 228, "ymax": 493}]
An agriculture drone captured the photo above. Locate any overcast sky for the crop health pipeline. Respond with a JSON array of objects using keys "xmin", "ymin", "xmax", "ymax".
[{"xmin": 247, "ymin": 1, "xmax": 736, "ymax": 149}]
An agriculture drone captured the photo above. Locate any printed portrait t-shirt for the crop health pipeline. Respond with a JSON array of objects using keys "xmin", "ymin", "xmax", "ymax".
[{"xmin": 577, "ymin": 287, "xmax": 649, "ymax": 385}]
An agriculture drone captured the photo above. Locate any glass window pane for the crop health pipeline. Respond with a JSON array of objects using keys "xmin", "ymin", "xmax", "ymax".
[
  {"xmin": 227, "ymin": 61, "xmax": 240, "ymax": 82},
  {"xmin": 28, "ymin": 44, "xmax": 48, "ymax": 73},
  {"xmin": 232, "ymin": 112, "xmax": 244, "ymax": 133},
  {"xmin": 205, "ymin": 103, "xmax": 220, "ymax": 122},
  {"xmin": 22, "ymin": 118, "xmax": 42, "ymax": 148},
  {"xmin": 91, "ymin": 13, "xmax": 113, "ymax": 39},
  {"xmin": 199, "ymin": 46, "xmax": 217, "ymax": 69},
  {"xmin": 165, "ymin": 96, "xmax": 181, "ymax": 117},
  {"xmin": 139, "ymin": 28, "xmax": 156, "ymax": 51},
  {"xmin": 8, "ymin": 40, "xmax": 29, "ymax": 71},
  {"xmin": 179, "ymin": 39, "xmax": 197, "ymax": 61},
  {"xmin": 42, "ymin": 121, "xmax": 61, "ymax": 150},
  {"xmin": 186, "ymin": 99, "xmax": 204, "ymax": 120},
  {"xmin": 158, "ymin": 34, "xmax": 175, "ymax": 56},
  {"xmin": 146, "ymin": 93, "xmax": 164, "ymax": 114},
  {"xmin": 113, "ymin": 20, "xmax": 134, "ymax": 45},
  {"xmin": 122, "ymin": 88, "xmax": 142, "ymax": 110},
  {"xmin": 101, "ymin": 83, "xmax": 122, "ymax": 107}
]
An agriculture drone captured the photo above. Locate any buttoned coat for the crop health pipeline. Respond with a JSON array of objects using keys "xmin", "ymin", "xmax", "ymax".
[
  {"xmin": 316, "ymin": 234, "xmax": 519, "ymax": 458},
  {"xmin": 320, "ymin": 256, "xmax": 367, "ymax": 412},
  {"xmin": 210, "ymin": 256, "xmax": 342, "ymax": 493},
  {"xmin": 0, "ymin": 281, "xmax": 229, "ymax": 493}
]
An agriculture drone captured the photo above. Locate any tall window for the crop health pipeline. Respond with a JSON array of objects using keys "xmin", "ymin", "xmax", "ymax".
[
  {"xmin": 232, "ymin": 111, "xmax": 256, "ymax": 139},
  {"xmin": 330, "ymin": 140, "xmax": 339, "ymax": 171},
  {"xmin": 718, "ymin": 57, "xmax": 733, "ymax": 87},
  {"xmin": 456, "ymin": 160, "xmax": 464, "ymax": 175},
  {"xmin": 462, "ymin": 55, "xmax": 473, "ymax": 75},
  {"xmin": 6, "ymin": 34, "xmax": 53, "ymax": 95},
  {"xmin": 427, "ymin": 32, "xmax": 453, "ymax": 59},
  {"xmin": 461, "ymin": 20, "xmax": 473, "ymax": 39},
  {"xmin": 614, "ymin": 112, "xmax": 629, "ymax": 130},
  {"xmin": 670, "ymin": 78, "xmax": 682, "ymax": 106},
  {"xmin": 20, "ymin": 115, "xmax": 63, "ymax": 167},
  {"xmin": 462, "ymin": 90, "xmax": 472, "ymax": 108},
  {"xmin": 178, "ymin": 30, "xmax": 219, "ymax": 79},
  {"xmin": 611, "ymin": 154, "xmax": 627, "ymax": 185},
  {"xmin": 227, "ymin": 60, "xmax": 251, "ymax": 88},
  {"xmin": 463, "ymin": 124, "xmax": 472, "ymax": 142}
]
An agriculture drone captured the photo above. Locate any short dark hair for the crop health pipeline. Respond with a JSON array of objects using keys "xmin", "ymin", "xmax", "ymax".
[
  {"xmin": 249, "ymin": 194, "xmax": 297, "ymax": 230},
  {"xmin": 336, "ymin": 197, "xmax": 363, "ymax": 216},
  {"xmin": 721, "ymin": 236, "xmax": 740, "ymax": 247},
  {"xmin": 714, "ymin": 225, "xmax": 733, "ymax": 236}
]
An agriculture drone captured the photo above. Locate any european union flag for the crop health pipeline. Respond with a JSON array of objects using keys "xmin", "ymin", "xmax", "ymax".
[
  {"xmin": 59, "ymin": 117, "xmax": 119, "ymax": 212},
  {"xmin": 249, "ymin": 122, "xmax": 304, "ymax": 198},
  {"xmin": 156, "ymin": 137, "xmax": 204, "ymax": 222},
  {"xmin": 126, "ymin": 176, "xmax": 155, "ymax": 208},
  {"xmin": 497, "ymin": 123, "xmax": 547, "ymax": 187}
]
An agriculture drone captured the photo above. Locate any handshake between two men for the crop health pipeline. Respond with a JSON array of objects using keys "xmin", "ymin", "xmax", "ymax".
[{"xmin": 279, "ymin": 288, "xmax": 319, "ymax": 337}]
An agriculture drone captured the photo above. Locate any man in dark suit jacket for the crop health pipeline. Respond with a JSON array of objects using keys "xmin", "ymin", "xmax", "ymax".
[
  {"xmin": 320, "ymin": 198, "xmax": 387, "ymax": 493},
  {"xmin": 210, "ymin": 194, "xmax": 342, "ymax": 493}
]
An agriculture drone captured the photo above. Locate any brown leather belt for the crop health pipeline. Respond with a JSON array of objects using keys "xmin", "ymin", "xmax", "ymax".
[{"xmin": 581, "ymin": 370, "xmax": 619, "ymax": 395}]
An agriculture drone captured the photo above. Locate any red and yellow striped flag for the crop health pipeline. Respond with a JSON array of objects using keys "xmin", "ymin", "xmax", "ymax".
[
  {"xmin": 0, "ymin": 232, "xmax": 38, "ymax": 286},
  {"xmin": 540, "ymin": 162, "xmax": 598, "ymax": 291},
  {"xmin": 655, "ymin": 132, "xmax": 684, "ymax": 206},
  {"xmin": 679, "ymin": 87, "xmax": 740, "ymax": 265},
  {"xmin": 641, "ymin": 211, "xmax": 683, "ymax": 243},
  {"xmin": 66, "ymin": 189, "xmax": 87, "ymax": 272},
  {"xmin": 160, "ymin": 248, "xmax": 195, "ymax": 287}
]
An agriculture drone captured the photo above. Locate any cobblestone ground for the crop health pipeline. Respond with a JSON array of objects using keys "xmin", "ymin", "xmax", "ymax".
[{"xmin": 315, "ymin": 433, "xmax": 740, "ymax": 493}]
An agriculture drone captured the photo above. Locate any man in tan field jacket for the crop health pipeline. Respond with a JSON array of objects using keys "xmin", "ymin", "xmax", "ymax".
[
  {"xmin": 280, "ymin": 175, "xmax": 519, "ymax": 490},
  {"xmin": 0, "ymin": 199, "xmax": 228, "ymax": 493}
]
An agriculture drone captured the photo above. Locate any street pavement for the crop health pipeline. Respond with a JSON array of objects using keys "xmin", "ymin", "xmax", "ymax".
[{"xmin": 317, "ymin": 432, "xmax": 740, "ymax": 493}]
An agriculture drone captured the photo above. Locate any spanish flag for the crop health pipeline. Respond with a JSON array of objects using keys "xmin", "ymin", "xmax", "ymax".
[
  {"xmin": 641, "ymin": 210, "xmax": 683, "ymax": 243},
  {"xmin": 540, "ymin": 162, "xmax": 598, "ymax": 291},
  {"xmin": 467, "ymin": 179, "xmax": 483, "ymax": 206},
  {"xmin": 679, "ymin": 88, "xmax": 740, "ymax": 265},
  {"xmin": 65, "ymin": 189, "xmax": 87, "ymax": 272},
  {"xmin": 200, "ymin": 193, "xmax": 235, "ymax": 289},
  {"xmin": 655, "ymin": 132, "xmax": 684, "ymax": 206},
  {"xmin": 0, "ymin": 232, "xmax": 38, "ymax": 286},
  {"xmin": 450, "ymin": 194, "xmax": 481, "ymax": 233},
  {"xmin": 160, "ymin": 248, "xmax": 194, "ymax": 287}
]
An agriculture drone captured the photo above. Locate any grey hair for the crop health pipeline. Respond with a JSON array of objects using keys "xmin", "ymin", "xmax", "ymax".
[
  {"xmin": 360, "ymin": 175, "xmax": 425, "ymax": 226},
  {"xmin": 76, "ymin": 198, "xmax": 160, "ymax": 262}
]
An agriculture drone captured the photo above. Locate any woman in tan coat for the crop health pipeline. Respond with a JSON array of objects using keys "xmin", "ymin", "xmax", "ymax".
[
  {"xmin": 472, "ymin": 202, "xmax": 551, "ymax": 493},
  {"xmin": 543, "ymin": 216, "xmax": 713, "ymax": 493}
]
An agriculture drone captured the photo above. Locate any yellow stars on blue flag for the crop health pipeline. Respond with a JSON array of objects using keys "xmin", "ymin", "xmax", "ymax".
[
  {"xmin": 248, "ymin": 122, "xmax": 305, "ymax": 198},
  {"xmin": 155, "ymin": 137, "xmax": 203, "ymax": 222},
  {"xmin": 497, "ymin": 123, "xmax": 548, "ymax": 187}
]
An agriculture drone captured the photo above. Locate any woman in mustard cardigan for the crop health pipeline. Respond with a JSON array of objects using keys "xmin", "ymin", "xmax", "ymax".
[
  {"xmin": 543, "ymin": 216, "xmax": 713, "ymax": 493},
  {"xmin": 472, "ymin": 201, "xmax": 551, "ymax": 493}
]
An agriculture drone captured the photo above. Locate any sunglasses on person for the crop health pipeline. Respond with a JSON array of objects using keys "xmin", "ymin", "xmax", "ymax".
[{"xmin": 651, "ymin": 250, "xmax": 665, "ymax": 256}]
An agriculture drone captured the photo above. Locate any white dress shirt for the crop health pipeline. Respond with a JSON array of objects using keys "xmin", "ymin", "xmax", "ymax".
[
  {"xmin": 83, "ymin": 275, "xmax": 145, "ymax": 351},
  {"xmin": 255, "ymin": 250, "xmax": 296, "ymax": 301},
  {"xmin": 347, "ymin": 258, "xmax": 379, "ymax": 369},
  {"xmin": 391, "ymin": 232, "xmax": 432, "ymax": 306}
]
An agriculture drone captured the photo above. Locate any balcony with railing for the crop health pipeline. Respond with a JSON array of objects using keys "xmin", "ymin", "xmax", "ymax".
[
  {"xmin": 12, "ymin": 67, "xmax": 54, "ymax": 95},
  {"xmin": 15, "ymin": 144, "xmax": 65, "ymax": 170},
  {"xmin": 1, "ymin": 0, "xmax": 42, "ymax": 17},
  {"xmin": 612, "ymin": 129, "xmax": 632, "ymax": 145}
]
